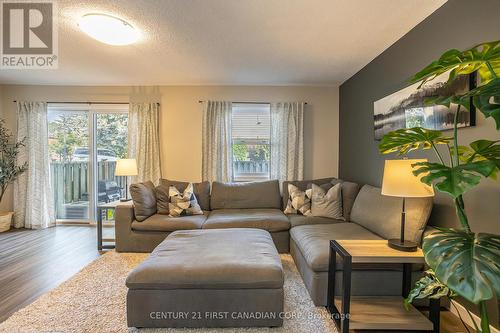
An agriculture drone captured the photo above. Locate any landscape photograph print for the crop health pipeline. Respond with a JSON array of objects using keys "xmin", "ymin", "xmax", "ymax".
[{"xmin": 373, "ymin": 71, "xmax": 476, "ymax": 140}]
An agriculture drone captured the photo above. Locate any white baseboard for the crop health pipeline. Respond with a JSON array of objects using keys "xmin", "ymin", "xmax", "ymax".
[{"xmin": 449, "ymin": 299, "xmax": 500, "ymax": 333}]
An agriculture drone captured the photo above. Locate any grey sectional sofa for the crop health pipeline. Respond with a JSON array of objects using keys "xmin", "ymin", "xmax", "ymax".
[{"xmin": 115, "ymin": 177, "xmax": 433, "ymax": 307}]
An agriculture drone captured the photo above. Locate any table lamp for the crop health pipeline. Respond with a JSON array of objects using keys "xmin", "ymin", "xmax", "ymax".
[
  {"xmin": 115, "ymin": 158, "xmax": 138, "ymax": 202},
  {"xmin": 381, "ymin": 159, "xmax": 434, "ymax": 252}
]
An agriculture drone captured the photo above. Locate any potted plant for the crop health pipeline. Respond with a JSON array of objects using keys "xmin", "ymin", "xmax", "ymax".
[
  {"xmin": 0, "ymin": 119, "xmax": 27, "ymax": 232},
  {"xmin": 379, "ymin": 40, "xmax": 500, "ymax": 332}
]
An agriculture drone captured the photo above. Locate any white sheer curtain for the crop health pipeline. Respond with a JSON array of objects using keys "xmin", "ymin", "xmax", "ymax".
[
  {"xmin": 270, "ymin": 102, "xmax": 305, "ymax": 181},
  {"xmin": 13, "ymin": 102, "xmax": 55, "ymax": 229},
  {"xmin": 128, "ymin": 102, "xmax": 162, "ymax": 184},
  {"xmin": 202, "ymin": 101, "xmax": 233, "ymax": 182}
]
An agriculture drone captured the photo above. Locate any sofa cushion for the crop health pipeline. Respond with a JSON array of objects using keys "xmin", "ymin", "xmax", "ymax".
[
  {"xmin": 130, "ymin": 181, "xmax": 157, "ymax": 222},
  {"xmin": 330, "ymin": 179, "xmax": 361, "ymax": 221},
  {"xmin": 287, "ymin": 214, "xmax": 343, "ymax": 228},
  {"xmin": 203, "ymin": 208, "xmax": 290, "ymax": 232},
  {"xmin": 350, "ymin": 184, "xmax": 433, "ymax": 244},
  {"xmin": 290, "ymin": 223, "xmax": 382, "ymax": 272},
  {"xmin": 283, "ymin": 178, "xmax": 361, "ymax": 221},
  {"xmin": 131, "ymin": 212, "xmax": 208, "ymax": 232},
  {"xmin": 126, "ymin": 228, "xmax": 283, "ymax": 290},
  {"xmin": 158, "ymin": 179, "xmax": 211, "ymax": 212},
  {"xmin": 210, "ymin": 180, "xmax": 281, "ymax": 210}
]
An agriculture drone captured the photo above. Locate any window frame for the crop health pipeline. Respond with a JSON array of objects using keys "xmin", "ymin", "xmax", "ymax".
[{"xmin": 231, "ymin": 102, "xmax": 271, "ymax": 182}]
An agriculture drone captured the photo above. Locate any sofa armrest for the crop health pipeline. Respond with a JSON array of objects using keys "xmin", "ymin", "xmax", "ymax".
[{"xmin": 115, "ymin": 202, "xmax": 135, "ymax": 250}]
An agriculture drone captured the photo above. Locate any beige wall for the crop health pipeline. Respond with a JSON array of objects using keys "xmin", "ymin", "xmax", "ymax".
[{"xmin": 0, "ymin": 84, "xmax": 339, "ymax": 211}]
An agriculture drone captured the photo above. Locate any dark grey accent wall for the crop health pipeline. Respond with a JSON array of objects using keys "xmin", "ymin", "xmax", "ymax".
[
  {"xmin": 339, "ymin": 0, "xmax": 500, "ymax": 234},
  {"xmin": 339, "ymin": 0, "xmax": 500, "ymax": 325}
]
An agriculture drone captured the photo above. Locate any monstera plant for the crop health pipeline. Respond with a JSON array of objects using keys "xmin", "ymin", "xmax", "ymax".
[{"xmin": 379, "ymin": 41, "xmax": 500, "ymax": 333}]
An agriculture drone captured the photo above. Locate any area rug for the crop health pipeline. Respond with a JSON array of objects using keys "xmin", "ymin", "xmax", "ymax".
[{"xmin": 0, "ymin": 251, "xmax": 338, "ymax": 333}]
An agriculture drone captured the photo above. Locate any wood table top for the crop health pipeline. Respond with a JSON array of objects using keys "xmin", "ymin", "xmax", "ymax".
[{"xmin": 333, "ymin": 240, "xmax": 425, "ymax": 264}]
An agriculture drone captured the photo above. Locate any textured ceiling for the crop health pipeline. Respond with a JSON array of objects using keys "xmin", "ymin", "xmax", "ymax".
[{"xmin": 0, "ymin": 0, "xmax": 446, "ymax": 85}]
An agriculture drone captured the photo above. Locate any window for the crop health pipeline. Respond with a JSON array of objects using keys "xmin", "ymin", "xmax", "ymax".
[{"xmin": 231, "ymin": 103, "xmax": 271, "ymax": 182}]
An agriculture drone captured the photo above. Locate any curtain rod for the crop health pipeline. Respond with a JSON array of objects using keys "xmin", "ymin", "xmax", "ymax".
[
  {"xmin": 198, "ymin": 100, "xmax": 307, "ymax": 105},
  {"xmin": 12, "ymin": 101, "xmax": 160, "ymax": 105}
]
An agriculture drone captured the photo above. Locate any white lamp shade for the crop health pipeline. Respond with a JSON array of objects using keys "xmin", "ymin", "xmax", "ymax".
[
  {"xmin": 381, "ymin": 159, "xmax": 434, "ymax": 198},
  {"xmin": 115, "ymin": 159, "xmax": 138, "ymax": 176}
]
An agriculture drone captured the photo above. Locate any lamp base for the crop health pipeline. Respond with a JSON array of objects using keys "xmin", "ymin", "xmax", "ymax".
[
  {"xmin": 120, "ymin": 198, "xmax": 132, "ymax": 202},
  {"xmin": 387, "ymin": 239, "xmax": 418, "ymax": 252}
]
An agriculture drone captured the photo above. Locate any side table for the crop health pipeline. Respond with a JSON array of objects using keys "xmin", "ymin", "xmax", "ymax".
[
  {"xmin": 327, "ymin": 240, "xmax": 440, "ymax": 332},
  {"xmin": 97, "ymin": 200, "xmax": 121, "ymax": 250}
]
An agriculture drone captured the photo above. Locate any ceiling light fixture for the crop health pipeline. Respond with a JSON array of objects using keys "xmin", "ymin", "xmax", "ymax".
[{"xmin": 78, "ymin": 13, "xmax": 139, "ymax": 46}]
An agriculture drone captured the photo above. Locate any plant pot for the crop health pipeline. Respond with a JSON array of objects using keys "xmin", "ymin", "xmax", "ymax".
[{"xmin": 0, "ymin": 212, "xmax": 13, "ymax": 232}]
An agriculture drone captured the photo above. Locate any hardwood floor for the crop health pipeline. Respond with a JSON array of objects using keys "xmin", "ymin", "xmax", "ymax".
[
  {"xmin": 0, "ymin": 225, "xmax": 473, "ymax": 332},
  {"xmin": 0, "ymin": 225, "xmax": 101, "ymax": 323}
]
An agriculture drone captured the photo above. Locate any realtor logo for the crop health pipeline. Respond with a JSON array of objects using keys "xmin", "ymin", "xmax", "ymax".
[{"xmin": 1, "ymin": 0, "xmax": 58, "ymax": 69}]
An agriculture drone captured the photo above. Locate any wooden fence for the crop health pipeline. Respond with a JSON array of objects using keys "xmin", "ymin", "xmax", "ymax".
[
  {"xmin": 50, "ymin": 161, "xmax": 126, "ymax": 216},
  {"xmin": 232, "ymin": 160, "xmax": 269, "ymax": 181}
]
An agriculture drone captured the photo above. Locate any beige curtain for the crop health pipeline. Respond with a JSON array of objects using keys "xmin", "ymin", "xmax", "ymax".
[
  {"xmin": 14, "ymin": 102, "xmax": 55, "ymax": 229},
  {"xmin": 270, "ymin": 102, "xmax": 305, "ymax": 181},
  {"xmin": 128, "ymin": 102, "xmax": 161, "ymax": 184},
  {"xmin": 202, "ymin": 101, "xmax": 233, "ymax": 182}
]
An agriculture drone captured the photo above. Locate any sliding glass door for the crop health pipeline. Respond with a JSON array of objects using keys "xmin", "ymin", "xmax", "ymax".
[
  {"xmin": 47, "ymin": 104, "xmax": 128, "ymax": 223},
  {"xmin": 48, "ymin": 109, "xmax": 90, "ymax": 220}
]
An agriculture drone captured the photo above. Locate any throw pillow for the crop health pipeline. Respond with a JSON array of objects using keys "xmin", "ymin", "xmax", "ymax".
[
  {"xmin": 168, "ymin": 183, "xmax": 203, "ymax": 217},
  {"xmin": 311, "ymin": 183, "xmax": 344, "ymax": 219},
  {"xmin": 155, "ymin": 184, "xmax": 171, "ymax": 215},
  {"xmin": 130, "ymin": 181, "xmax": 157, "ymax": 222},
  {"xmin": 284, "ymin": 184, "xmax": 312, "ymax": 216},
  {"xmin": 159, "ymin": 179, "xmax": 211, "ymax": 211}
]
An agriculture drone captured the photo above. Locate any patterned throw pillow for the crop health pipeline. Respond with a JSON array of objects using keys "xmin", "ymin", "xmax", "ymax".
[
  {"xmin": 168, "ymin": 183, "xmax": 203, "ymax": 217},
  {"xmin": 284, "ymin": 184, "xmax": 312, "ymax": 216}
]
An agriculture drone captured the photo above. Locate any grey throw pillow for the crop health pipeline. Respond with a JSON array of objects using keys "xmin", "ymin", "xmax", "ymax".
[
  {"xmin": 168, "ymin": 183, "xmax": 203, "ymax": 217},
  {"xmin": 284, "ymin": 184, "xmax": 312, "ymax": 216},
  {"xmin": 130, "ymin": 181, "xmax": 157, "ymax": 222},
  {"xmin": 311, "ymin": 183, "xmax": 344, "ymax": 219}
]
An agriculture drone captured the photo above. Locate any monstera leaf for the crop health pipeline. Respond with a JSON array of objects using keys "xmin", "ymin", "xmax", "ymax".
[
  {"xmin": 470, "ymin": 78, "xmax": 500, "ymax": 130},
  {"xmin": 464, "ymin": 140, "xmax": 500, "ymax": 166},
  {"xmin": 379, "ymin": 127, "xmax": 451, "ymax": 155},
  {"xmin": 423, "ymin": 229, "xmax": 500, "ymax": 304},
  {"xmin": 456, "ymin": 140, "xmax": 500, "ymax": 179},
  {"xmin": 412, "ymin": 161, "xmax": 497, "ymax": 198},
  {"xmin": 411, "ymin": 40, "xmax": 500, "ymax": 87},
  {"xmin": 404, "ymin": 270, "xmax": 454, "ymax": 309}
]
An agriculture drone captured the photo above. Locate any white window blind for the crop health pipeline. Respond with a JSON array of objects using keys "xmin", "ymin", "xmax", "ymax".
[{"xmin": 231, "ymin": 103, "xmax": 271, "ymax": 182}]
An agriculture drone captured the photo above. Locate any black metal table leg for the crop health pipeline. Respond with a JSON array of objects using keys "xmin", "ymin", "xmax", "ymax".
[
  {"xmin": 403, "ymin": 263, "xmax": 412, "ymax": 298},
  {"xmin": 97, "ymin": 207, "xmax": 103, "ymax": 251},
  {"xmin": 327, "ymin": 244, "xmax": 337, "ymax": 317},
  {"xmin": 327, "ymin": 241, "xmax": 352, "ymax": 333},
  {"xmin": 340, "ymin": 254, "xmax": 352, "ymax": 333},
  {"xmin": 429, "ymin": 298, "xmax": 440, "ymax": 333},
  {"xmin": 403, "ymin": 263, "xmax": 440, "ymax": 333}
]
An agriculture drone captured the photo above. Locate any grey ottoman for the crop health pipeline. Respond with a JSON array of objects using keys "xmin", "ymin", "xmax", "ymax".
[{"xmin": 126, "ymin": 228, "xmax": 284, "ymax": 328}]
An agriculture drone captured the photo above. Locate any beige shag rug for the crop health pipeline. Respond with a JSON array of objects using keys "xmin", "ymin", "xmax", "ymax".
[{"xmin": 0, "ymin": 252, "xmax": 338, "ymax": 333}]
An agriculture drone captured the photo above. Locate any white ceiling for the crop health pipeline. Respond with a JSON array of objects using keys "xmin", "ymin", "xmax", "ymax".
[{"xmin": 0, "ymin": 0, "xmax": 447, "ymax": 86}]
